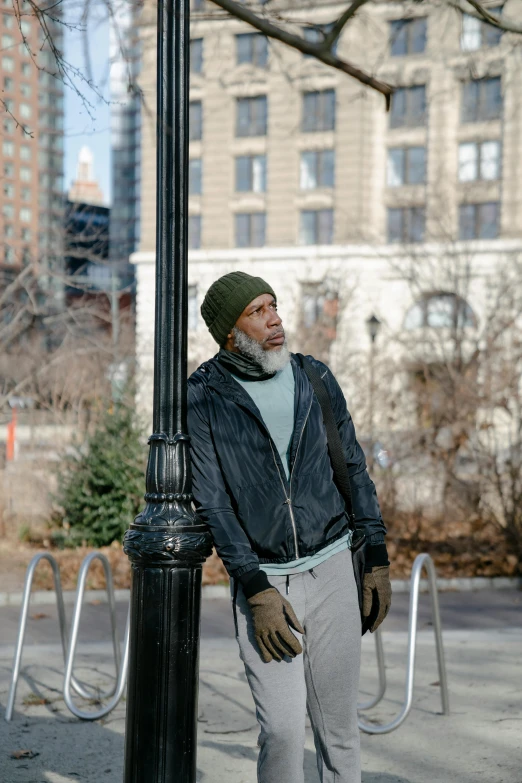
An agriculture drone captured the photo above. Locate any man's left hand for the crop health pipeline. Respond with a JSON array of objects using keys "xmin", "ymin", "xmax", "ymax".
[{"xmin": 363, "ymin": 566, "xmax": 392, "ymax": 632}]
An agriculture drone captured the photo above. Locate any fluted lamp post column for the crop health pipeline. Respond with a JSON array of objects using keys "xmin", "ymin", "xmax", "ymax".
[
  {"xmin": 366, "ymin": 314, "xmax": 381, "ymax": 473},
  {"xmin": 122, "ymin": 0, "xmax": 212, "ymax": 781}
]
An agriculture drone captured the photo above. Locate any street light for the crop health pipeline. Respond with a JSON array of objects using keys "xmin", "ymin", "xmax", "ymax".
[
  {"xmin": 122, "ymin": 1, "xmax": 212, "ymax": 781},
  {"xmin": 366, "ymin": 314, "xmax": 382, "ymax": 472}
]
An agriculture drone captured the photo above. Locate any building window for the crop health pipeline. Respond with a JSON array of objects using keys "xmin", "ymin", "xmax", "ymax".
[
  {"xmin": 3, "ymin": 118, "xmax": 14, "ymax": 133},
  {"xmin": 404, "ymin": 293, "xmax": 476, "ymax": 330},
  {"xmin": 236, "ymin": 33, "xmax": 268, "ymax": 67},
  {"xmin": 2, "ymin": 140, "xmax": 14, "ymax": 157},
  {"xmin": 235, "ymin": 212, "xmax": 266, "ymax": 247},
  {"xmin": 389, "ymin": 18, "xmax": 427, "ymax": 56},
  {"xmin": 3, "ymin": 12, "xmax": 12, "ymax": 26},
  {"xmin": 191, "ymin": 38, "xmax": 203, "ymax": 73},
  {"xmin": 2, "ymin": 33, "xmax": 13, "ymax": 47},
  {"xmin": 461, "ymin": 77, "xmax": 502, "ymax": 122},
  {"xmin": 20, "ymin": 83, "xmax": 31, "ymax": 98},
  {"xmin": 3, "ymin": 182, "xmax": 14, "ymax": 198},
  {"xmin": 20, "ymin": 19, "xmax": 31, "ymax": 35},
  {"xmin": 4, "ymin": 245, "xmax": 15, "ymax": 264},
  {"xmin": 189, "ymin": 215, "xmax": 201, "ymax": 249},
  {"xmin": 387, "ymin": 146, "xmax": 426, "ymax": 186},
  {"xmin": 189, "ymin": 158, "xmax": 202, "ymax": 194},
  {"xmin": 4, "ymin": 76, "xmax": 12, "ymax": 90},
  {"xmin": 236, "ymin": 96, "xmax": 267, "ymax": 137},
  {"xmin": 21, "ymin": 247, "xmax": 31, "ymax": 265},
  {"xmin": 390, "ymin": 86, "xmax": 426, "ymax": 128},
  {"xmin": 189, "ymin": 100, "xmax": 203, "ymax": 140},
  {"xmin": 188, "ymin": 285, "xmax": 198, "ymax": 331},
  {"xmin": 302, "ymin": 89, "xmax": 336, "ymax": 133},
  {"xmin": 459, "ymin": 202, "xmax": 499, "ymax": 239},
  {"xmin": 20, "ymin": 145, "xmax": 31, "ymax": 160},
  {"xmin": 300, "ymin": 149, "xmax": 335, "ymax": 189},
  {"xmin": 300, "ymin": 209, "xmax": 334, "ymax": 245},
  {"xmin": 388, "ymin": 207, "xmax": 425, "ymax": 243},
  {"xmin": 20, "ymin": 166, "xmax": 31, "ymax": 182},
  {"xmin": 461, "ymin": 8, "xmax": 503, "ymax": 51},
  {"xmin": 21, "ymin": 187, "xmax": 31, "ymax": 201},
  {"xmin": 20, "ymin": 207, "xmax": 32, "ymax": 222},
  {"xmin": 21, "ymin": 227, "xmax": 31, "ymax": 241},
  {"xmin": 458, "ymin": 141, "xmax": 500, "ymax": 181},
  {"xmin": 2, "ymin": 56, "xmax": 14, "ymax": 71},
  {"xmin": 4, "ymin": 162, "xmax": 13, "ymax": 177},
  {"xmin": 236, "ymin": 154, "xmax": 267, "ymax": 192},
  {"xmin": 4, "ymin": 224, "xmax": 13, "ymax": 238},
  {"xmin": 21, "ymin": 62, "xmax": 30, "ymax": 76},
  {"xmin": 3, "ymin": 203, "xmax": 13, "ymax": 218}
]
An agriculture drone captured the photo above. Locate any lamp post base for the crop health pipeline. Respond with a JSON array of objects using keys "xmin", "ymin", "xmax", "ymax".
[{"xmin": 123, "ymin": 525, "xmax": 212, "ymax": 783}]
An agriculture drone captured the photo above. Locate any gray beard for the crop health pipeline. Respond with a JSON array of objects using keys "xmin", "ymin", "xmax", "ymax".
[{"xmin": 232, "ymin": 326, "xmax": 291, "ymax": 374}]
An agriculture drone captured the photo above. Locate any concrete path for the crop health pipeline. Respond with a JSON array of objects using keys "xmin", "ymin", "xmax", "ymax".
[{"xmin": 0, "ymin": 594, "xmax": 521, "ymax": 783}]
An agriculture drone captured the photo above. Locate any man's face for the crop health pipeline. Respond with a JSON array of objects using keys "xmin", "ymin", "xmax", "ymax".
[{"xmin": 225, "ymin": 293, "xmax": 284, "ymax": 352}]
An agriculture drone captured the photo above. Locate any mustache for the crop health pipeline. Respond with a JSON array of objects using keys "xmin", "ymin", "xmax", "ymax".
[{"xmin": 263, "ymin": 328, "xmax": 285, "ymax": 343}]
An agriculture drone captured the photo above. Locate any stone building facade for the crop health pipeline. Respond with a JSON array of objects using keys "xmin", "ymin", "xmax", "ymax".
[{"xmin": 133, "ymin": 0, "xmax": 522, "ymax": 433}]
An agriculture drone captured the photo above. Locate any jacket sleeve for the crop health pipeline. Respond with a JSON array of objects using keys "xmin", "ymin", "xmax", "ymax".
[
  {"xmin": 318, "ymin": 361, "xmax": 389, "ymax": 566},
  {"xmin": 187, "ymin": 381, "xmax": 261, "ymax": 581}
]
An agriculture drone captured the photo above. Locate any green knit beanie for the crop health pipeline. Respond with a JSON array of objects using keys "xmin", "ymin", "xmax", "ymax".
[{"xmin": 201, "ymin": 271, "xmax": 276, "ymax": 345}]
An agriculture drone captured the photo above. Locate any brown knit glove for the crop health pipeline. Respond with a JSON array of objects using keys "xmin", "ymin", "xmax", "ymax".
[
  {"xmin": 247, "ymin": 588, "xmax": 304, "ymax": 663},
  {"xmin": 363, "ymin": 566, "xmax": 392, "ymax": 633}
]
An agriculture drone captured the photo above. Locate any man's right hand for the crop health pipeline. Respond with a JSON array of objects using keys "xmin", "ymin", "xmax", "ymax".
[{"xmin": 247, "ymin": 587, "xmax": 304, "ymax": 663}]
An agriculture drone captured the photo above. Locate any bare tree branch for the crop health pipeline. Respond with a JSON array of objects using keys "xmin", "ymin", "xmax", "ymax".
[
  {"xmin": 208, "ymin": 0, "xmax": 393, "ymax": 106},
  {"xmin": 449, "ymin": 0, "xmax": 522, "ymax": 35},
  {"xmin": 323, "ymin": 0, "xmax": 371, "ymax": 48}
]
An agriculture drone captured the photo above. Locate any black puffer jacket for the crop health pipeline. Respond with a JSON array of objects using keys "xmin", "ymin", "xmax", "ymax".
[{"xmin": 187, "ymin": 354, "xmax": 387, "ymax": 581}]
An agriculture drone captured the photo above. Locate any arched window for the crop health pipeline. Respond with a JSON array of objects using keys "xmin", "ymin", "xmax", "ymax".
[{"xmin": 404, "ymin": 292, "xmax": 476, "ymax": 330}]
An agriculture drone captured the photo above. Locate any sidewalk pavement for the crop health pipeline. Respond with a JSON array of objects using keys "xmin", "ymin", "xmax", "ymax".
[{"xmin": 1, "ymin": 600, "xmax": 521, "ymax": 783}]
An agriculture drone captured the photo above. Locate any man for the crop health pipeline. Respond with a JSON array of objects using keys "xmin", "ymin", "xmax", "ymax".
[{"xmin": 188, "ymin": 271, "xmax": 391, "ymax": 783}]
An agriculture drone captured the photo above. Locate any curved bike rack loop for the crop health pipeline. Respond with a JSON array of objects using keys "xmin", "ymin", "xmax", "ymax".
[
  {"xmin": 5, "ymin": 552, "xmax": 93, "ymax": 722},
  {"xmin": 358, "ymin": 552, "xmax": 450, "ymax": 734},
  {"xmin": 5, "ymin": 551, "xmax": 127, "ymax": 722},
  {"xmin": 358, "ymin": 626, "xmax": 386, "ymax": 711},
  {"xmin": 63, "ymin": 551, "xmax": 129, "ymax": 720}
]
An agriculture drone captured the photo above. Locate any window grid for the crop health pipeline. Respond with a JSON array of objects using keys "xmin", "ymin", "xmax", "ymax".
[
  {"xmin": 387, "ymin": 146, "xmax": 426, "ymax": 186},
  {"xmin": 235, "ymin": 155, "xmax": 267, "ymax": 193},
  {"xmin": 459, "ymin": 202, "xmax": 499, "ymax": 239},
  {"xmin": 387, "ymin": 207, "xmax": 425, "ymax": 243},
  {"xmin": 235, "ymin": 212, "xmax": 266, "ymax": 247},
  {"xmin": 189, "ymin": 100, "xmax": 203, "ymax": 140},
  {"xmin": 300, "ymin": 149, "xmax": 335, "ymax": 189},
  {"xmin": 236, "ymin": 33, "xmax": 268, "ymax": 67},
  {"xmin": 189, "ymin": 158, "xmax": 202, "ymax": 195},
  {"xmin": 389, "ymin": 18, "xmax": 427, "ymax": 56},
  {"xmin": 236, "ymin": 96, "xmax": 268, "ymax": 137},
  {"xmin": 300, "ymin": 209, "xmax": 334, "ymax": 245},
  {"xmin": 390, "ymin": 86, "xmax": 426, "ymax": 128},
  {"xmin": 302, "ymin": 90, "xmax": 336, "ymax": 133},
  {"xmin": 191, "ymin": 38, "xmax": 203, "ymax": 73},
  {"xmin": 461, "ymin": 77, "xmax": 502, "ymax": 123},
  {"xmin": 458, "ymin": 140, "xmax": 501, "ymax": 182}
]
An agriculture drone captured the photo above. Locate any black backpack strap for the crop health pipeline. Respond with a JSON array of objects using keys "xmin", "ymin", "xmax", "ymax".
[{"xmin": 295, "ymin": 354, "xmax": 356, "ymax": 532}]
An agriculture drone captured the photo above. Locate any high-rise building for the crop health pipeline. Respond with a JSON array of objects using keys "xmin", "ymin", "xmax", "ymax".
[
  {"xmin": 133, "ymin": 0, "xmax": 522, "ymax": 412},
  {"xmin": 109, "ymin": 0, "xmax": 141, "ymax": 290},
  {"xmin": 0, "ymin": 2, "xmax": 64, "ymax": 289}
]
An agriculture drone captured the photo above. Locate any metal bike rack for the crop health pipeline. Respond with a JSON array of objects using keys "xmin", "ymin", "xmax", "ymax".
[
  {"xmin": 63, "ymin": 552, "xmax": 130, "ymax": 720},
  {"xmin": 358, "ymin": 552, "xmax": 450, "ymax": 734},
  {"xmin": 5, "ymin": 552, "xmax": 95, "ymax": 721},
  {"xmin": 5, "ymin": 551, "xmax": 128, "ymax": 722},
  {"xmin": 358, "ymin": 626, "xmax": 386, "ymax": 711}
]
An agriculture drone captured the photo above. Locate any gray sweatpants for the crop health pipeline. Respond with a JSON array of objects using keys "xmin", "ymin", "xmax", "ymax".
[{"xmin": 232, "ymin": 547, "xmax": 361, "ymax": 783}]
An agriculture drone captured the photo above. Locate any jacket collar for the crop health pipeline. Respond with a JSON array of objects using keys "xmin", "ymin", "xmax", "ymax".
[{"xmin": 204, "ymin": 354, "xmax": 314, "ymax": 473}]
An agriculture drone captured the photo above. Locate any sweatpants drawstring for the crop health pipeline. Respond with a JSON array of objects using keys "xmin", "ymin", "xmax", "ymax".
[
  {"xmin": 286, "ymin": 574, "xmax": 290, "ymax": 595},
  {"xmin": 309, "ymin": 568, "xmax": 317, "ymax": 579}
]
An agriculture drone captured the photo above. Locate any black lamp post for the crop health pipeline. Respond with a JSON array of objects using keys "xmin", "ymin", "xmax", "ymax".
[
  {"xmin": 366, "ymin": 314, "xmax": 381, "ymax": 472},
  {"xmin": 122, "ymin": 1, "xmax": 212, "ymax": 781}
]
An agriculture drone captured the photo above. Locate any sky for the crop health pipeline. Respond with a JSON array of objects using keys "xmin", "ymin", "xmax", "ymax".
[{"xmin": 63, "ymin": 2, "xmax": 112, "ymax": 205}]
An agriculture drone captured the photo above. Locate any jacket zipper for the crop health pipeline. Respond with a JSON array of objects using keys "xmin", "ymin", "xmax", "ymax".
[{"xmin": 268, "ymin": 396, "xmax": 313, "ymax": 560}]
